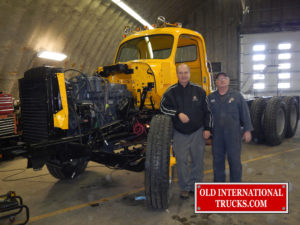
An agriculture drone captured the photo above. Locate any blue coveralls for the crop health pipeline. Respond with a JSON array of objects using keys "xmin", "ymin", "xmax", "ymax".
[{"xmin": 208, "ymin": 90, "xmax": 253, "ymax": 182}]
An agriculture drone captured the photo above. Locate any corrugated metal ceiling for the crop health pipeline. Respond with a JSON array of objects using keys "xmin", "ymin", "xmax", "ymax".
[{"xmin": 0, "ymin": 0, "xmax": 206, "ymax": 96}]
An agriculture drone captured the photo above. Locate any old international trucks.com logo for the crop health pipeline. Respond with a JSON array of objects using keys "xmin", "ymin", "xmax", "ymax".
[{"xmin": 194, "ymin": 183, "xmax": 288, "ymax": 213}]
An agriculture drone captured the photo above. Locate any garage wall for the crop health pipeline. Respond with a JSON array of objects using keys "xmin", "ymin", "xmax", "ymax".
[
  {"xmin": 241, "ymin": 0, "xmax": 300, "ymax": 34},
  {"xmin": 0, "ymin": 0, "xmax": 140, "ymax": 97},
  {"xmin": 0, "ymin": 0, "xmax": 201, "ymax": 98},
  {"xmin": 0, "ymin": 0, "xmax": 299, "ymax": 97},
  {"xmin": 185, "ymin": 0, "xmax": 300, "ymax": 90},
  {"xmin": 240, "ymin": 31, "xmax": 300, "ymax": 96},
  {"xmin": 184, "ymin": 0, "xmax": 242, "ymax": 89}
]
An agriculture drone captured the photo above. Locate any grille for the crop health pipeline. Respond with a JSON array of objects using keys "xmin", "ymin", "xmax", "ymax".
[
  {"xmin": 0, "ymin": 114, "xmax": 16, "ymax": 136},
  {"xmin": 0, "ymin": 94, "xmax": 13, "ymax": 115},
  {"xmin": 19, "ymin": 67, "xmax": 62, "ymax": 143}
]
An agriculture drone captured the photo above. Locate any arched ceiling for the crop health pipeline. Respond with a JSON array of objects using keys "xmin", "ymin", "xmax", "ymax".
[{"xmin": 0, "ymin": 0, "xmax": 206, "ymax": 96}]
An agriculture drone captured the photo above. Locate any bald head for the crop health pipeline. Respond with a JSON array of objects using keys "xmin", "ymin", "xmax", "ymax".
[
  {"xmin": 176, "ymin": 63, "xmax": 190, "ymax": 87},
  {"xmin": 176, "ymin": 63, "xmax": 190, "ymax": 74}
]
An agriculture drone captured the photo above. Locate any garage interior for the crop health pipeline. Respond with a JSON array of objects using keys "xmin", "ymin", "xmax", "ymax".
[{"xmin": 0, "ymin": 0, "xmax": 300, "ymax": 224}]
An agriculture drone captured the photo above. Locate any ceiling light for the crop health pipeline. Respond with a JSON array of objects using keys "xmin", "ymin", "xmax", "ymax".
[
  {"xmin": 252, "ymin": 54, "xmax": 265, "ymax": 61},
  {"xmin": 112, "ymin": 0, "xmax": 153, "ymax": 29},
  {"xmin": 37, "ymin": 50, "xmax": 67, "ymax": 61},
  {"xmin": 278, "ymin": 83, "xmax": 290, "ymax": 89},
  {"xmin": 278, "ymin": 73, "xmax": 290, "ymax": 79},
  {"xmin": 253, "ymin": 83, "xmax": 265, "ymax": 89},
  {"xmin": 252, "ymin": 44, "xmax": 265, "ymax": 51},
  {"xmin": 253, "ymin": 64, "xmax": 266, "ymax": 71},
  {"xmin": 278, "ymin": 43, "xmax": 291, "ymax": 50}
]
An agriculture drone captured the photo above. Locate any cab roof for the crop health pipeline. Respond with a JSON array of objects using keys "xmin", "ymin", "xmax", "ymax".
[{"xmin": 120, "ymin": 27, "xmax": 204, "ymax": 45}]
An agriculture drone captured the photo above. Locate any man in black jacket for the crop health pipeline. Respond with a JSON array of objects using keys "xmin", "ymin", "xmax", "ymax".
[{"xmin": 160, "ymin": 63, "xmax": 211, "ymax": 199}]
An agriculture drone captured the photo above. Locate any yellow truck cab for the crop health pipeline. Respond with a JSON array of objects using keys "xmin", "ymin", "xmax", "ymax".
[{"xmin": 98, "ymin": 25, "xmax": 213, "ymax": 110}]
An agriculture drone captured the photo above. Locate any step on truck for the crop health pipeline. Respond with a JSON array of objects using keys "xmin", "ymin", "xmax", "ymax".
[{"xmin": 0, "ymin": 17, "xmax": 299, "ymax": 209}]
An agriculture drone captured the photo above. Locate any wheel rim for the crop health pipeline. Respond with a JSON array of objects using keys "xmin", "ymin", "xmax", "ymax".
[
  {"xmin": 276, "ymin": 107, "xmax": 285, "ymax": 136},
  {"xmin": 290, "ymin": 104, "xmax": 298, "ymax": 130},
  {"xmin": 63, "ymin": 159, "xmax": 79, "ymax": 178},
  {"xmin": 169, "ymin": 145, "xmax": 176, "ymax": 184}
]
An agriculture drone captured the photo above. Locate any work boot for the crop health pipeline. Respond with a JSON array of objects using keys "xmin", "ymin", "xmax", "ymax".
[{"xmin": 180, "ymin": 191, "xmax": 189, "ymax": 199}]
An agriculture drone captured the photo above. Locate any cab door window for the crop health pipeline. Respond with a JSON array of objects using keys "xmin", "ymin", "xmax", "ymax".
[{"xmin": 175, "ymin": 34, "xmax": 202, "ymax": 85}]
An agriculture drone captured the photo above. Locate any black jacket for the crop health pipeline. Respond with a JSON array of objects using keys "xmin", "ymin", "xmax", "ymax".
[{"xmin": 160, "ymin": 82, "xmax": 211, "ymax": 134}]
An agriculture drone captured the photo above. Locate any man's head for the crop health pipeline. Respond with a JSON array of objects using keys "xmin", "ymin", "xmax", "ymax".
[
  {"xmin": 215, "ymin": 72, "xmax": 230, "ymax": 89},
  {"xmin": 176, "ymin": 63, "xmax": 190, "ymax": 87}
]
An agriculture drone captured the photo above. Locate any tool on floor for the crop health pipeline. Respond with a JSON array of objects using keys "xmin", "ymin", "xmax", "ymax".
[{"xmin": 0, "ymin": 191, "xmax": 29, "ymax": 225}]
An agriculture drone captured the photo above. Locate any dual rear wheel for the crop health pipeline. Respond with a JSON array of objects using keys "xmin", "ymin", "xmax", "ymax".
[{"xmin": 250, "ymin": 96, "xmax": 299, "ymax": 145}]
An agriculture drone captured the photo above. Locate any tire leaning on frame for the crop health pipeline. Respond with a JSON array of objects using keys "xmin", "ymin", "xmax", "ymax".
[
  {"xmin": 46, "ymin": 157, "xmax": 88, "ymax": 180},
  {"xmin": 145, "ymin": 114, "xmax": 173, "ymax": 209}
]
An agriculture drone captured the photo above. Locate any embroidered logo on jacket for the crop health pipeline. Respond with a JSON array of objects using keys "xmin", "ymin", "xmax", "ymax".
[
  {"xmin": 192, "ymin": 96, "xmax": 198, "ymax": 101},
  {"xmin": 229, "ymin": 97, "xmax": 235, "ymax": 103}
]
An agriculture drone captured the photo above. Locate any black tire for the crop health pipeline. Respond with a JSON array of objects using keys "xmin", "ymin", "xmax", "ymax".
[
  {"xmin": 283, "ymin": 96, "xmax": 299, "ymax": 138},
  {"xmin": 145, "ymin": 114, "xmax": 173, "ymax": 209},
  {"xmin": 250, "ymin": 98, "xmax": 267, "ymax": 143},
  {"xmin": 263, "ymin": 97, "xmax": 287, "ymax": 146},
  {"xmin": 46, "ymin": 157, "xmax": 88, "ymax": 179}
]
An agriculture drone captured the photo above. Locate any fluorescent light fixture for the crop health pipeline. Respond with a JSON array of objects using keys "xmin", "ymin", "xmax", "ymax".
[
  {"xmin": 252, "ymin": 54, "xmax": 265, "ymax": 61},
  {"xmin": 253, "ymin": 74, "xmax": 265, "ymax": 80},
  {"xmin": 252, "ymin": 44, "xmax": 265, "ymax": 51},
  {"xmin": 278, "ymin": 83, "xmax": 290, "ymax": 89},
  {"xmin": 278, "ymin": 43, "xmax": 291, "ymax": 50},
  {"xmin": 278, "ymin": 63, "xmax": 291, "ymax": 69},
  {"xmin": 253, "ymin": 83, "xmax": 265, "ymax": 89},
  {"xmin": 37, "ymin": 50, "xmax": 67, "ymax": 61},
  {"xmin": 253, "ymin": 64, "xmax": 266, "ymax": 71},
  {"xmin": 112, "ymin": 0, "xmax": 153, "ymax": 29},
  {"xmin": 278, "ymin": 73, "xmax": 290, "ymax": 79},
  {"xmin": 278, "ymin": 53, "xmax": 291, "ymax": 60}
]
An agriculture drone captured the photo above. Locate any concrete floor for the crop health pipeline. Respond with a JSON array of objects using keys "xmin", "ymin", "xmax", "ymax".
[{"xmin": 1, "ymin": 128, "xmax": 300, "ymax": 225}]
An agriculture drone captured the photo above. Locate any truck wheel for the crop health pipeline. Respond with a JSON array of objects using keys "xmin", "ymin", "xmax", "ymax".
[
  {"xmin": 283, "ymin": 96, "xmax": 299, "ymax": 138},
  {"xmin": 263, "ymin": 97, "xmax": 287, "ymax": 146},
  {"xmin": 250, "ymin": 98, "xmax": 267, "ymax": 143},
  {"xmin": 46, "ymin": 158, "xmax": 88, "ymax": 179},
  {"xmin": 145, "ymin": 114, "xmax": 173, "ymax": 209}
]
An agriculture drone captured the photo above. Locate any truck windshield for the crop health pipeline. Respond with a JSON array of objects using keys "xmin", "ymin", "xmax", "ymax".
[{"xmin": 116, "ymin": 35, "xmax": 174, "ymax": 63}]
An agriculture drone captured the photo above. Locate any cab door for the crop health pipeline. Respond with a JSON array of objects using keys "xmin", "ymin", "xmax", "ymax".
[
  {"xmin": 175, "ymin": 34, "xmax": 202, "ymax": 85},
  {"xmin": 175, "ymin": 34, "xmax": 211, "ymax": 93}
]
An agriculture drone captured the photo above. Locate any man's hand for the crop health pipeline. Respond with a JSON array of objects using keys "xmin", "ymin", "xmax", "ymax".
[
  {"xmin": 178, "ymin": 113, "xmax": 190, "ymax": 123},
  {"xmin": 203, "ymin": 130, "xmax": 211, "ymax": 139},
  {"xmin": 243, "ymin": 131, "xmax": 252, "ymax": 143}
]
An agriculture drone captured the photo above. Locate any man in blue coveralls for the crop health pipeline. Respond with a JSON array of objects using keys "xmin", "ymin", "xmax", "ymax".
[{"xmin": 208, "ymin": 72, "xmax": 253, "ymax": 182}]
